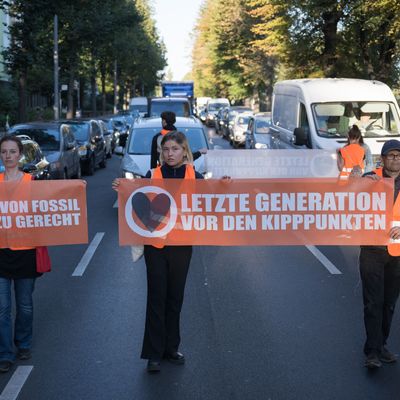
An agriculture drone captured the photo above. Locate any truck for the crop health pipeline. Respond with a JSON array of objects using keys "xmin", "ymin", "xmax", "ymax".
[{"xmin": 161, "ymin": 81, "xmax": 194, "ymax": 99}]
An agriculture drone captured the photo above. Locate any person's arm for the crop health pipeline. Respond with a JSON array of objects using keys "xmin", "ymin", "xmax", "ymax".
[
  {"xmin": 150, "ymin": 134, "xmax": 159, "ymax": 169},
  {"xmin": 337, "ymin": 149, "xmax": 344, "ymax": 171}
]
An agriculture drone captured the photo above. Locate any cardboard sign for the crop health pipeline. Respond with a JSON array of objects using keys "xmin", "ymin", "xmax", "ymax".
[
  {"xmin": 0, "ymin": 180, "xmax": 88, "ymax": 247},
  {"xmin": 118, "ymin": 178, "xmax": 393, "ymax": 246}
]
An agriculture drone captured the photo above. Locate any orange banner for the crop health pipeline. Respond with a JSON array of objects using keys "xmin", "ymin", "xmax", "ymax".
[
  {"xmin": 0, "ymin": 180, "xmax": 88, "ymax": 247},
  {"xmin": 118, "ymin": 178, "xmax": 394, "ymax": 246}
]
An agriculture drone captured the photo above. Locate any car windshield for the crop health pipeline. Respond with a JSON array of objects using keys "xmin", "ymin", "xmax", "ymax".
[
  {"xmin": 128, "ymin": 128, "xmax": 208, "ymax": 155},
  {"xmin": 208, "ymin": 103, "xmax": 228, "ymax": 111},
  {"xmin": 255, "ymin": 118, "xmax": 271, "ymax": 134},
  {"xmin": 130, "ymin": 105, "xmax": 147, "ymax": 113},
  {"xmin": 9, "ymin": 128, "xmax": 60, "ymax": 151},
  {"xmin": 150, "ymin": 102, "xmax": 190, "ymax": 117},
  {"xmin": 312, "ymin": 102, "xmax": 400, "ymax": 138},
  {"xmin": 237, "ymin": 116, "xmax": 250, "ymax": 126},
  {"xmin": 67, "ymin": 123, "xmax": 89, "ymax": 141}
]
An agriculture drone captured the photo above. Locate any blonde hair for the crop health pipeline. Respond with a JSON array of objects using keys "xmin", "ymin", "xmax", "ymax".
[{"xmin": 159, "ymin": 131, "xmax": 194, "ymax": 165}]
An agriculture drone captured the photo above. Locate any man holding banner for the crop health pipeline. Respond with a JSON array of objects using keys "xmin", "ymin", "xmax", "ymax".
[{"xmin": 360, "ymin": 139, "xmax": 400, "ymax": 369}]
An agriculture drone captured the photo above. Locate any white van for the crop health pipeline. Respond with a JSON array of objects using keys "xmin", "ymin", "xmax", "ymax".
[
  {"xmin": 129, "ymin": 97, "xmax": 148, "ymax": 117},
  {"xmin": 205, "ymin": 98, "xmax": 230, "ymax": 126},
  {"xmin": 270, "ymin": 78, "xmax": 400, "ymax": 165}
]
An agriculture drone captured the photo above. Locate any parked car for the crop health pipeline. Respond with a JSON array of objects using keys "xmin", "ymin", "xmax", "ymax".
[
  {"xmin": 117, "ymin": 116, "xmax": 210, "ymax": 178},
  {"xmin": 98, "ymin": 120, "xmax": 114, "ymax": 158},
  {"xmin": 8, "ymin": 122, "xmax": 81, "ymax": 179},
  {"xmin": 111, "ymin": 116, "xmax": 129, "ymax": 147},
  {"xmin": 61, "ymin": 119, "xmax": 107, "ymax": 176},
  {"xmin": 0, "ymin": 136, "xmax": 50, "ymax": 180},
  {"xmin": 99, "ymin": 117, "xmax": 118, "ymax": 153},
  {"xmin": 245, "ymin": 113, "xmax": 272, "ymax": 149},
  {"xmin": 148, "ymin": 97, "xmax": 193, "ymax": 117},
  {"xmin": 228, "ymin": 112, "xmax": 254, "ymax": 147}
]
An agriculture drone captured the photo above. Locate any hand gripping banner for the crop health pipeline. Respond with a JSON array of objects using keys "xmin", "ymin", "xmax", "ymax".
[
  {"xmin": 0, "ymin": 180, "xmax": 88, "ymax": 247},
  {"xmin": 118, "ymin": 178, "xmax": 393, "ymax": 246}
]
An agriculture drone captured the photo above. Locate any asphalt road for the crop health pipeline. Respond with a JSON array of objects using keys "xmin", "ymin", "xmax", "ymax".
[{"xmin": 0, "ymin": 128, "xmax": 399, "ymax": 400}]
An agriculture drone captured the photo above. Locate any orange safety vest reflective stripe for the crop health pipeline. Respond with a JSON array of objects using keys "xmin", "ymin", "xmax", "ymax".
[
  {"xmin": 160, "ymin": 129, "xmax": 172, "ymax": 136},
  {"xmin": 0, "ymin": 172, "xmax": 35, "ymax": 250},
  {"xmin": 150, "ymin": 164, "xmax": 195, "ymax": 248},
  {"xmin": 339, "ymin": 144, "xmax": 365, "ymax": 180},
  {"xmin": 374, "ymin": 167, "xmax": 400, "ymax": 256}
]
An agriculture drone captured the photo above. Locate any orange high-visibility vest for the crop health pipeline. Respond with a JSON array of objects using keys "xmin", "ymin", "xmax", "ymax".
[
  {"xmin": 0, "ymin": 172, "xmax": 35, "ymax": 250},
  {"xmin": 150, "ymin": 164, "xmax": 195, "ymax": 248},
  {"xmin": 339, "ymin": 144, "xmax": 365, "ymax": 180},
  {"xmin": 160, "ymin": 129, "xmax": 172, "ymax": 136},
  {"xmin": 374, "ymin": 167, "xmax": 400, "ymax": 256}
]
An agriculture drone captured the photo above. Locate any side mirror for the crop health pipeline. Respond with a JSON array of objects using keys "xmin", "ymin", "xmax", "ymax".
[
  {"xmin": 293, "ymin": 127, "xmax": 308, "ymax": 146},
  {"xmin": 114, "ymin": 146, "xmax": 124, "ymax": 156}
]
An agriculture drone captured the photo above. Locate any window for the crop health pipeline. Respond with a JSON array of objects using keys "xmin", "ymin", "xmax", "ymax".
[
  {"xmin": 273, "ymin": 95, "xmax": 298, "ymax": 131},
  {"xmin": 9, "ymin": 128, "xmax": 60, "ymax": 151}
]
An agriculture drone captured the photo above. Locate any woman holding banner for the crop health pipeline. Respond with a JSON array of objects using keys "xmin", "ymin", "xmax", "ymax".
[
  {"xmin": 113, "ymin": 131, "xmax": 203, "ymax": 373},
  {"xmin": 0, "ymin": 135, "xmax": 45, "ymax": 373}
]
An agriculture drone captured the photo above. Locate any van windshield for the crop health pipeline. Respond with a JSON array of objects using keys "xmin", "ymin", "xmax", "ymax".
[
  {"xmin": 208, "ymin": 103, "xmax": 228, "ymax": 111},
  {"xmin": 312, "ymin": 102, "xmax": 400, "ymax": 138}
]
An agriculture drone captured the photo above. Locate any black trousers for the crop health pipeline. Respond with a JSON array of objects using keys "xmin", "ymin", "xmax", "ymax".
[
  {"xmin": 141, "ymin": 245, "xmax": 192, "ymax": 360},
  {"xmin": 359, "ymin": 246, "xmax": 400, "ymax": 355}
]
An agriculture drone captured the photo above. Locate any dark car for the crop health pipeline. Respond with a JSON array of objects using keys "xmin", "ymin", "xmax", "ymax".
[
  {"xmin": 98, "ymin": 119, "xmax": 114, "ymax": 158},
  {"xmin": 61, "ymin": 119, "xmax": 107, "ymax": 176},
  {"xmin": 245, "ymin": 112, "xmax": 272, "ymax": 149},
  {"xmin": 8, "ymin": 122, "xmax": 81, "ymax": 179},
  {"xmin": 215, "ymin": 106, "xmax": 230, "ymax": 135},
  {"xmin": 222, "ymin": 106, "xmax": 253, "ymax": 139},
  {"xmin": 148, "ymin": 97, "xmax": 193, "ymax": 117},
  {"xmin": 0, "ymin": 136, "xmax": 50, "ymax": 180}
]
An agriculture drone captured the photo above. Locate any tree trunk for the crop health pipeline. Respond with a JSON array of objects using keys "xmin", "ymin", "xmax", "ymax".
[
  {"xmin": 18, "ymin": 71, "xmax": 27, "ymax": 122},
  {"xmin": 321, "ymin": 9, "xmax": 342, "ymax": 77},
  {"xmin": 90, "ymin": 59, "xmax": 97, "ymax": 116},
  {"xmin": 101, "ymin": 63, "xmax": 106, "ymax": 115}
]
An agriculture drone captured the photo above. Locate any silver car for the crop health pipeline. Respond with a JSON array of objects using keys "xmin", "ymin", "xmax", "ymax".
[{"xmin": 118, "ymin": 116, "xmax": 210, "ymax": 178}]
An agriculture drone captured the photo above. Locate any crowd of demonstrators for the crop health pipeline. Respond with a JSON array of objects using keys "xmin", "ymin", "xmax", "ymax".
[
  {"xmin": 360, "ymin": 139, "xmax": 400, "ymax": 369},
  {"xmin": 0, "ymin": 135, "xmax": 49, "ymax": 373},
  {"xmin": 337, "ymin": 125, "xmax": 373, "ymax": 179},
  {"xmin": 150, "ymin": 111, "xmax": 207, "ymax": 169}
]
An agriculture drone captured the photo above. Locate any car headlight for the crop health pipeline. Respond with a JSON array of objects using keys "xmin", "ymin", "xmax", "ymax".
[
  {"xmin": 78, "ymin": 146, "xmax": 87, "ymax": 156},
  {"xmin": 255, "ymin": 143, "xmax": 268, "ymax": 149},
  {"xmin": 124, "ymin": 171, "xmax": 142, "ymax": 179},
  {"xmin": 209, "ymin": 115, "xmax": 214, "ymax": 119},
  {"xmin": 49, "ymin": 162, "xmax": 61, "ymax": 171},
  {"xmin": 203, "ymin": 171, "xmax": 213, "ymax": 179}
]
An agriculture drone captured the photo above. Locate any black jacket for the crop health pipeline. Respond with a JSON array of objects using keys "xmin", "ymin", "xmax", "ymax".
[{"xmin": 145, "ymin": 163, "xmax": 203, "ymax": 179}]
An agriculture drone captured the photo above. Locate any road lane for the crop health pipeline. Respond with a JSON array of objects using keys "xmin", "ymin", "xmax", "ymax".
[{"xmin": 0, "ymin": 147, "xmax": 399, "ymax": 399}]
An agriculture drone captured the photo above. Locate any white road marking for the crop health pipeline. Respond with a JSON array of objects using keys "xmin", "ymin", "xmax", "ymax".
[
  {"xmin": 113, "ymin": 199, "xmax": 118, "ymax": 208},
  {"xmin": 0, "ymin": 366, "xmax": 33, "ymax": 400},
  {"xmin": 72, "ymin": 232, "xmax": 105, "ymax": 277},
  {"xmin": 305, "ymin": 245, "xmax": 342, "ymax": 275}
]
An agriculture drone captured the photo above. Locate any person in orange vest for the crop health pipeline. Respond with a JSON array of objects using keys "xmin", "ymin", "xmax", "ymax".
[
  {"xmin": 360, "ymin": 139, "xmax": 400, "ymax": 369},
  {"xmin": 0, "ymin": 136, "xmax": 44, "ymax": 373},
  {"xmin": 113, "ymin": 131, "xmax": 203, "ymax": 373},
  {"xmin": 337, "ymin": 125, "xmax": 366, "ymax": 179},
  {"xmin": 150, "ymin": 111, "xmax": 207, "ymax": 169}
]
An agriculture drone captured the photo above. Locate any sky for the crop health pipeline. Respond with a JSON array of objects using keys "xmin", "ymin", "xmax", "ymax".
[{"xmin": 152, "ymin": 0, "xmax": 203, "ymax": 81}]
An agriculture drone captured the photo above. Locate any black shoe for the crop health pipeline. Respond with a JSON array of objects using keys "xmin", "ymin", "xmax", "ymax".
[
  {"xmin": 17, "ymin": 348, "xmax": 32, "ymax": 360},
  {"xmin": 380, "ymin": 347, "xmax": 397, "ymax": 363},
  {"xmin": 147, "ymin": 360, "xmax": 161, "ymax": 373},
  {"xmin": 0, "ymin": 361, "xmax": 12, "ymax": 373},
  {"xmin": 365, "ymin": 352, "xmax": 382, "ymax": 369},
  {"xmin": 165, "ymin": 351, "xmax": 185, "ymax": 365}
]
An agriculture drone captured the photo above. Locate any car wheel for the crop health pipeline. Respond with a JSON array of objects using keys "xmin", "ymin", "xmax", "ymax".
[
  {"xmin": 99, "ymin": 153, "xmax": 107, "ymax": 168},
  {"xmin": 87, "ymin": 156, "xmax": 95, "ymax": 176}
]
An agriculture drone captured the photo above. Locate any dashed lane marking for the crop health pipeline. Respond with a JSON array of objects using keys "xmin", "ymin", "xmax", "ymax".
[
  {"xmin": 305, "ymin": 245, "xmax": 342, "ymax": 275},
  {"xmin": 0, "ymin": 366, "xmax": 33, "ymax": 400},
  {"xmin": 72, "ymin": 232, "xmax": 105, "ymax": 277}
]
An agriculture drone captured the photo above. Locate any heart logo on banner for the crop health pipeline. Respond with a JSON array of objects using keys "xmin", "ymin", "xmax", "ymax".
[{"xmin": 131, "ymin": 192, "xmax": 171, "ymax": 232}]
